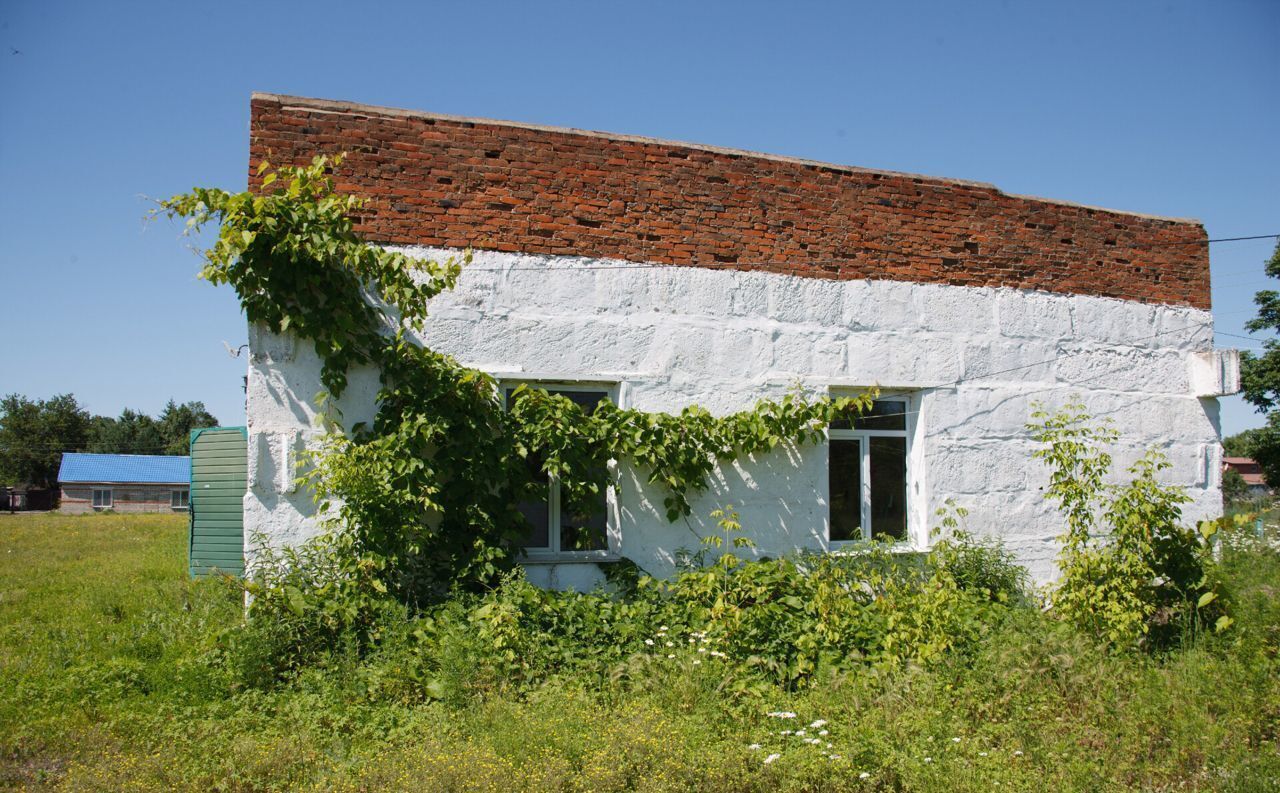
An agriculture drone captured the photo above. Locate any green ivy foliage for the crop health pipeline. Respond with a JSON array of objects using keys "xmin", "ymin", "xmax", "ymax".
[
  {"xmin": 508, "ymin": 385, "xmax": 875, "ymax": 522},
  {"xmin": 160, "ymin": 155, "xmax": 463, "ymax": 395},
  {"xmin": 164, "ymin": 156, "xmax": 877, "ymax": 600}
]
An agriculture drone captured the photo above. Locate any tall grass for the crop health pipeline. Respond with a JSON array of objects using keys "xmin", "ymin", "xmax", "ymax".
[{"xmin": 1, "ymin": 512, "xmax": 1277, "ymax": 791}]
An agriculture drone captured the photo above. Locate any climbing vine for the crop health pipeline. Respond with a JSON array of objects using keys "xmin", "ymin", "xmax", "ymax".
[
  {"xmin": 164, "ymin": 156, "xmax": 875, "ymax": 600},
  {"xmin": 162, "ymin": 156, "xmax": 464, "ymax": 395}
]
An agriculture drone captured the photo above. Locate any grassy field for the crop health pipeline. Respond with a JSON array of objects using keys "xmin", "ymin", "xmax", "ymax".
[{"xmin": 1, "ymin": 512, "xmax": 1279, "ymax": 791}]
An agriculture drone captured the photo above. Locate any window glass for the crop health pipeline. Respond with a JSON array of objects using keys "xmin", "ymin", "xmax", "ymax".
[
  {"xmin": 561, "ymin": 491, "xmax": 608, "ymax": 551},
  {"xmin": 92, "ymin": 489, "xmax": 111, "ymax": 508},
  {"xmin": 827, "ymin": 438, "xmax": 861, "ymax": 542},
  {"xmin": 829, "ymin": 397, "xmax": 911, "ymax": 544},
  {"xmin": 869, "ymin": 436, "xmax": 907, "ymax": 541},
  {"xmin": 516, "ymin": 462, "xmax": 551, "ymax": 548},
  {"xmin": 171, "ymin": 489, "xmax": 189, "ymax": 509},
  {"xmin": 506, "ymin": 385, "xmax": 610, "ymax": 553}
]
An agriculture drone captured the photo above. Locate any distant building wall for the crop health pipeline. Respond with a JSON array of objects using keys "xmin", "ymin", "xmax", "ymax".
[{"xmin": 60, "ymin": 484, "xmax": 189, "ymax": 514}]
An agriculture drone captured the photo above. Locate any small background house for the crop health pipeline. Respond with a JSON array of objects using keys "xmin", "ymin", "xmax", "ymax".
[
  {"xmin": 1, "ymin": 485, "xmax": 55, "ymax": 512},
  {"xmin": 1223, "ymin": 457, "xmax": 1272, "ymax": 498},
  {"xmin": 58, "ymin": 453, "xmax": 190, "ymax": 514}
]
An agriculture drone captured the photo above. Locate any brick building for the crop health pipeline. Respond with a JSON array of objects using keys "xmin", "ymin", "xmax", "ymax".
[
  {"xmin": 243, "ymin": 93, "xmax": 1238, "ymax": 588},
  {"xmin": 58, "ymin": 453, "xmax": 190, "ymax": 514}
]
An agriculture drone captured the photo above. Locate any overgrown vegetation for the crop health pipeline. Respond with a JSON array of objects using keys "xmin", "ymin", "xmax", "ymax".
[
  {"xmin": 2, "ymin": 513, "xmax": 1278, "ymax": 790},
  {"xmin": 19, "ymin": 156, "xmax": 1248, "ymax": 790},
  {"xmin": 162, "ymin": 156, "xmax": 878, "ymax": 601}
]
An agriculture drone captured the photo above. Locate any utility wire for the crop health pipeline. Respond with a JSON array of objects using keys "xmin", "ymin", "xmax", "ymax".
[{"xmin": 1140, "ymin": 234, "xmax": 1279, "ymax": 247}]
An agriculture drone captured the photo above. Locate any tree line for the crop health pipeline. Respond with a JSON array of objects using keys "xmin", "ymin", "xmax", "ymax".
[
  {"xmin": 0, "ymin": 394, "xmax": 219, "ymax": 489},
  {"xmin": 1235, "ymin": 240, "xmax": 1280, "ymax": 492}
]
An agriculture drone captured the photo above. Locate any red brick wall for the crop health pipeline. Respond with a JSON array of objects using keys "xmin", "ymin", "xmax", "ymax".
[{"xmin": 249, "ymin": 94, "xmax": 1210, "ymax": 310}]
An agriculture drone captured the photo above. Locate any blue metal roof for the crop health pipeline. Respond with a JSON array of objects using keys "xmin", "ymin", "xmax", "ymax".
[{"xmin": 58, "ymin": 453, "xmax": 190, "ymax": 484}]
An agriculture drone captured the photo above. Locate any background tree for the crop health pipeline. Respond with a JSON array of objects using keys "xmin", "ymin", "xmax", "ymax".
[
  {"xmin": 1222, "ymin": 428, "xmax": 1267, "ymax": 458},
  {"xmin": 1238, "ymin": 241, "xmax": 1280, "ymax": 486},
  {"xmin": 1222, "ymin": 466, "xmax": 1249, "ymax": 505},
  {"xmin": 0, "ymin": 394, "xmax": 91, "ymax": 488},
  {"xmin": 156, "ymin": 400, "xmax": 219, "ymax": 455},
  {"xmin": 88, "ymin": 409, "xmax": 165, "ymax": 455}
]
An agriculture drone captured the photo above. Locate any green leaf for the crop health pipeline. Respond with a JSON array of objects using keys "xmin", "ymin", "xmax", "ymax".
[
  {"xmin": 284, "ymin": 586, "xmax": 305, "ymax": 617},
  {"xmin": 1197, "ymin": 591, "xmax": 1217, "ymax": 608}
]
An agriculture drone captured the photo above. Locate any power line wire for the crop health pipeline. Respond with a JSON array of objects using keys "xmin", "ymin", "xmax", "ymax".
[{"xmin": 1143, "ymin": 234, "xmax": 1279, "ymax": 247}]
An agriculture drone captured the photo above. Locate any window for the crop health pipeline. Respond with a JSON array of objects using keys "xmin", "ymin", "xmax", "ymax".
[
  {"xmin": 171, "ymin": 489, "xmax": 189, "ymax": 510},
  {"xmin": 504, "ymin": 384, "xmax": 613, "ymax": 557},
  {"xmin": 91, "ymin": 488, "xmax": 112, "ymax": 509},
  {"xmin": 828, "ymin": 399, "xmax": 910, "ymax": 543}
]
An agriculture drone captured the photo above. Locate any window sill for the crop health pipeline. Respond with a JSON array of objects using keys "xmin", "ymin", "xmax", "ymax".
[
  {"xmin": 520, "ymin": 552, "xmax": 621, "ymax": 565},
  {"xmin": 827, "ymin": 541, "xmax": 924, "ymax": 555}
]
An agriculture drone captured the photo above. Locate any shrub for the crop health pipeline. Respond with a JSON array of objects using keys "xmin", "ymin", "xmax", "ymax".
[
  {"xmin": 218, "ymin": 536, "xmax": 409, "ymax": 687},
  {"xmin": 1029, "ymin": 402, "xmax": 1230, "ymax": 649}
]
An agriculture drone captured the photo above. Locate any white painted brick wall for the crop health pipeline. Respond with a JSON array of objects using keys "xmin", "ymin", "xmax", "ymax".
[{"xmin": 244, "ymin": 248, "xmax": 1228, "ymax": 587}]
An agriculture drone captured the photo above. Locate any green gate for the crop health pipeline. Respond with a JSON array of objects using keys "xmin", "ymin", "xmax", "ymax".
[{"xmin": 188, "ymin": 426, "xmax": 247, "ymax": 577}]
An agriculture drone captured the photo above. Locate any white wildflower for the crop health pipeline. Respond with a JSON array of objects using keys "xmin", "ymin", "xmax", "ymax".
[
  {"xmin": 747, "ymin": 743, "xmax": 762, "ymax": 751},
  {"xmin": 1014, "ymin": 750, "xmax": 1024, "ymax": 757},
  {"xmin": 644, "ymin": 639, "xmax": 654, "ymax": 646},
  {"xmin": 780, "ymin": 730, "xmax": 792, "ymax": 736},
  {"xmin": 978, "ymin": 751, "xmax": 988, "ymax": 757},
  {"xmin": 810, "ymin": 719, "xmax": 827, "ymax": 728},
  {"xmin": 951, "ymin": 737, "xmax": 961, "ymax": 743},
  {"xmin": 693, "ymin": 659, "xmax": 701, "ymax": 665},
  {"xmin": 807, "ymin": 738, "xmax": 822, "ymax": 745},
  {"xmin": 859, "ymin": 771, "xmax": 870, "ymax": 779},
  {"xmin": 766, "ymin": 711, "xmax": 798, "ymax": 719},
  {"xmin": 665, "ymin": 641, "xmax": 674, "ymax": 647},
  {"xmin": 698, "ymin": 647, "xmax": 707, "ymax": 653},
  {"xmin": 795, "ymin": 730, "xmax": 806, "ymax": 737},
  {"xmin": 764, "ymin": 753, "xmax": 781, "ymax": 765},
  {"xmin": 666, "ymin": 653, "xmax": 675, "ymax": 659},
  {"xmin": 818, "ymin": 730, "xmax": 829, "ymax": 736},
  {"xmin": 659, "ymin": 625, "xmax": 669, "ymax": 631},
  {"xmin": 924, "ymin": 757, "xmax": 933, "ymax": 763}
]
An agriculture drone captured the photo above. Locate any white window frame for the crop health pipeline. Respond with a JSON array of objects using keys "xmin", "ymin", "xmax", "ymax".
[
  {"xmin": 827, "ymin": 395, "xmax": 916, "ymax": 548},
  {"xmin": 171, "ymin": 488, "xmax": 189, "ymax": 511},
  {"xmin": 500, "ymin": 378, "xmax": 622, "ymax": 562},
  {"xmin": 91, "ymin": 488, "xmax": 113, "ymax": 509}
]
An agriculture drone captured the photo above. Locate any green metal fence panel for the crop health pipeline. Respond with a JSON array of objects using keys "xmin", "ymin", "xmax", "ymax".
[{"xmin": 188, "ymin": 427, "xmax": 247, "ymax": 577}]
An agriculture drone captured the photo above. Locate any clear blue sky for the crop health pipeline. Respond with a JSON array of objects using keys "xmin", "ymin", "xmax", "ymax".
[{"xmin": 1, "ymin": 0, "xmax": 1276, "ymax": 435}]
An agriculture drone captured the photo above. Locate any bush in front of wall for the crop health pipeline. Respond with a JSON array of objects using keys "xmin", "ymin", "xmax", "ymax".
[{"xmin": 1029, "ymin": 402, "xmax": 1231, "ymax": 650}]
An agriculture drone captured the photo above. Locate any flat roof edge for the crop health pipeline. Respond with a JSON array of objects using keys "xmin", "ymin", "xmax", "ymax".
[{"xmin": 251, "ymin": 93, "xmax": 1202, "ymax": 227}]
